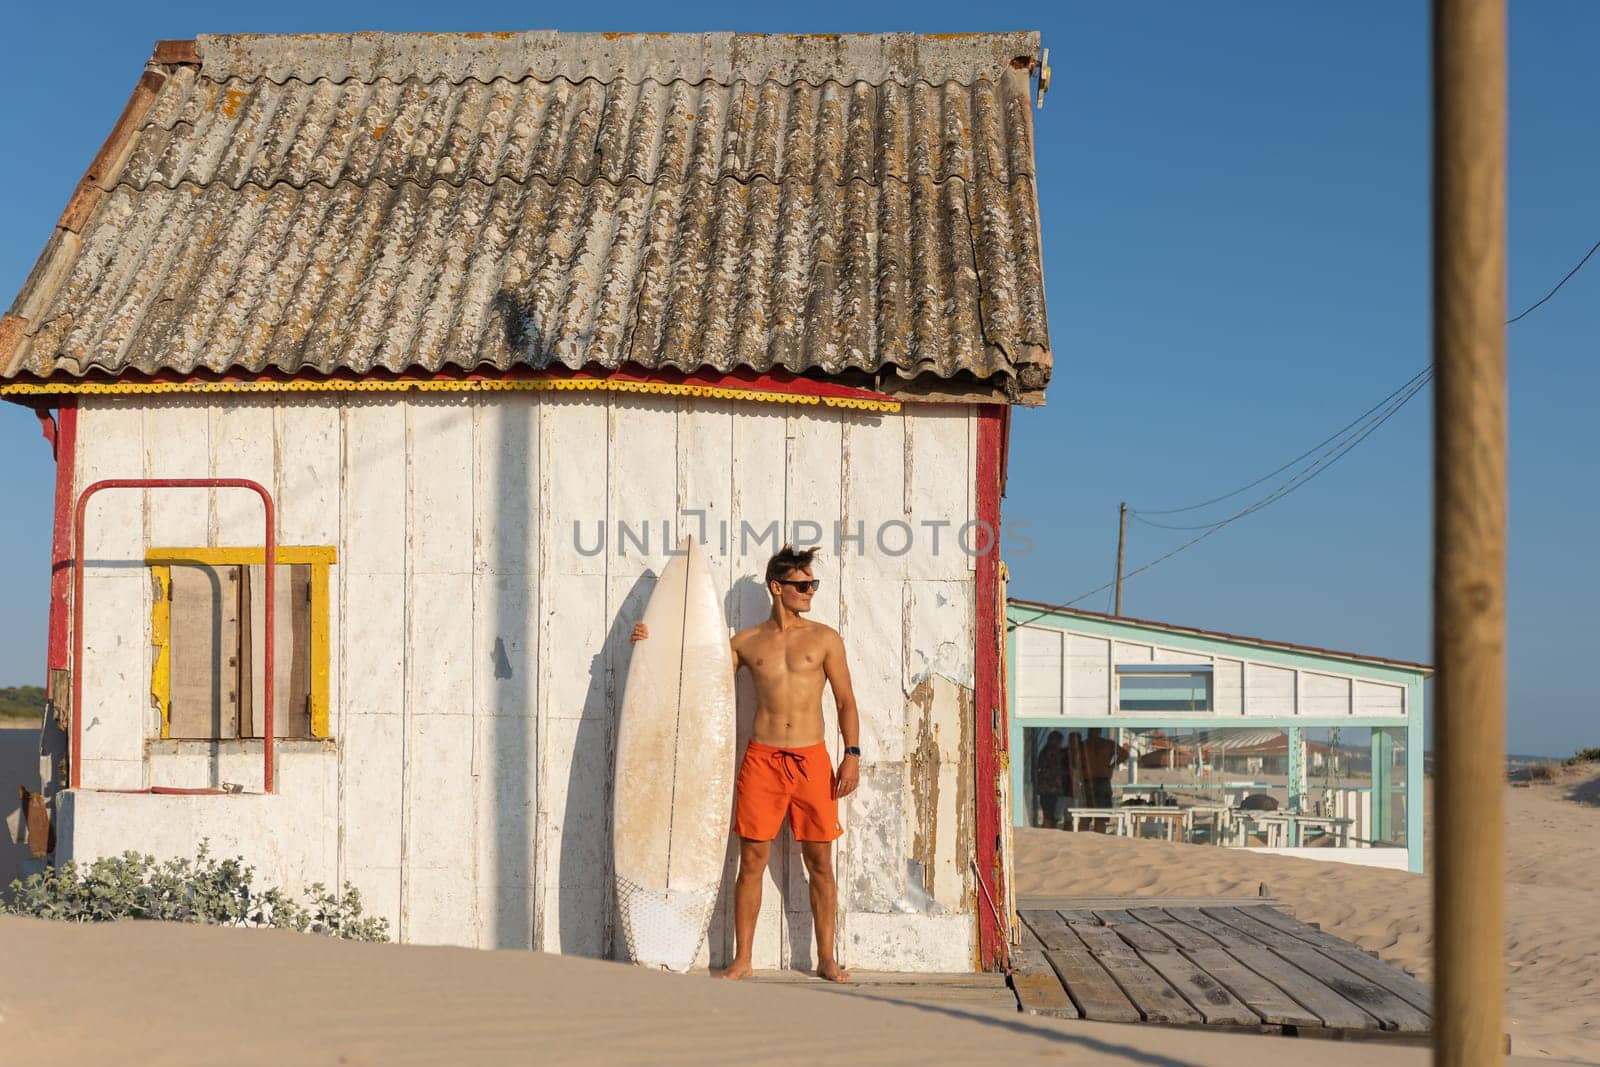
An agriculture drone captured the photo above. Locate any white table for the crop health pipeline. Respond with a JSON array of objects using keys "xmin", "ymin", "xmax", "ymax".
[
  {"xmin": 1067, "ymin": 808, "xmax": 1129, "ymax": 835},
  {"xmin": 1243, "ymin": 812, "xmax": 1354, "ymax": 847},
  {"xmin": 1121, "ymin": 806, "xmax": 1192, "ymax": 841},
  {"xmin": 1181, "ymin": 804, "xmax": 1233, "ymax": 844}
]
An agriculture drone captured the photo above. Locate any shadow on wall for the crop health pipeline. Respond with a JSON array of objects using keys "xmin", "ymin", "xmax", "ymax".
[
  {"xmin": 487, "ymin": 395, "xmax": 535, "ymax": 949},
  {"xmin": 568, "ymin": 569, "xmax": 657, "ymax": 957},
  {"xmin": 1, "ymin": 725, "xmax": 40, "ymax": 894}
]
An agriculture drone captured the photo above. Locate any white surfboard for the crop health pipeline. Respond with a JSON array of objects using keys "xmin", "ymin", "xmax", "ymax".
[{"xmin": 612, "ymin": 536, "xmax": 736, "ymax": 972}]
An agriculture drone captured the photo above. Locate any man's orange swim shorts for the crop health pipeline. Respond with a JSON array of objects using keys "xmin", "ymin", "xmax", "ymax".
[{"xmin": 733, "ymin": 741, "xmax": 843, "ymax": 843}]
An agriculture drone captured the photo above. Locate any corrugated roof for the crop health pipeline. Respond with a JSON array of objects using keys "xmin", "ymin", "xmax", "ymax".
[{"xmin": 3, "ymin": 32, "xmax": 1052, "ymax": 403}]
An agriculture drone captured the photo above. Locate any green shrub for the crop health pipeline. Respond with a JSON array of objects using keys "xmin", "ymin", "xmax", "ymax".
[
  {"xmin": 1, "ymin": 842, "xmax": 388, "ymax": 941},
  {"xmin": 1567, "ymin": 747, "xmax": 1600, "ymax": 766},
  {"xmin": 0, "ymin": 684, "xmax": 45, "ymax": 722}
]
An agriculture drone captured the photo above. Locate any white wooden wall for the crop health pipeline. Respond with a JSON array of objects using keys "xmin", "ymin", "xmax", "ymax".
[
  {"xmin": 72, "ymin": 392, "xmax": 978, "ymax": 971},
  {"xmin": 1013, "ymin": 624, "xmax": 1408, "ymax": 719}
]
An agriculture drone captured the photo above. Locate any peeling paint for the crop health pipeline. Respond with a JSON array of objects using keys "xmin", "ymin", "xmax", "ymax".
[
  {"xmin": 906, "ymin": 672, "xmax": 974, "ymax": 909},
  {"xmin": 907, "ymin": 676, "xmax": 940, "ymax": 901},
  {"xmin": 68, "ymin": 382, "xmax": 985, "ymax": 969}
]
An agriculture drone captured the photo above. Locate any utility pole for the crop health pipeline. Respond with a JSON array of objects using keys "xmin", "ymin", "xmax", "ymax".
[
  {"xmin": 1113, "ymin": 501, "xmax": 1127, "ymax": 615},
  {"xmin": 1433, "ymin": 1, "xmax": 1507, "ymax": 1063}
]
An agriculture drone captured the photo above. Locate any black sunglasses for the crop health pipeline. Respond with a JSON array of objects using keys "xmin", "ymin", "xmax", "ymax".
[{"xmin": 774, "ymin": 579, "xmax": 822, "ymax": 593}]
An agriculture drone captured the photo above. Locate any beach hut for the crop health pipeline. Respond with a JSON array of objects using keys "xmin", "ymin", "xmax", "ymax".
[
  {"xmin": 1007, "ymin": 601, "xmax": 1428, "ymax": 872},
  {"xmin": 0, "ymin": 31, "xmax": 1052, "ymax": 972}
]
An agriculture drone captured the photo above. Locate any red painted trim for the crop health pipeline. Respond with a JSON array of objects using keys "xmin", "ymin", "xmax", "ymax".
[
  {"xmin": 46, "ymin": 402, "xmax": 76, "ymax": 681},
  {"xmin": 72, "ymin": 478, "xmax": 276, "ymax": 794},
  {"xmin": 999, "ymin": 405, "xmax": 1013, "ymax": 493},
  {"xmin": 33, "ymin": 406, "xmax": 57, "ymax": 457},
  {"xmin": 7, "ymin": 363, "xmax": 901, "ymax": 405},
  {"xmin": 973, "ymin": 404, "xmax": 1006, "ymax": 970}
]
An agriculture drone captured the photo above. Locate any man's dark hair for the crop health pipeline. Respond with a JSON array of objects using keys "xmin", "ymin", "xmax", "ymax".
[{"xmin": 765, "ymin": 544, "xmax": 819, "ymax": 586}]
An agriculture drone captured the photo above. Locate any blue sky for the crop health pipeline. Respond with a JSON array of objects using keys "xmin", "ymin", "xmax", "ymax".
[{"xmin": 1, "ymin": 3, "xmax": 1594, "ymax": 756}]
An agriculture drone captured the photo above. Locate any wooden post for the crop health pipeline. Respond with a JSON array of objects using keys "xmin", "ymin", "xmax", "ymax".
[
  {"xmin": 1113, "ymin": 501, "xmax": 1127, "ymax": 615},
  {"xmin": 1433, "ymin": 1, "xmax": 1507, "ymax": 1062}
]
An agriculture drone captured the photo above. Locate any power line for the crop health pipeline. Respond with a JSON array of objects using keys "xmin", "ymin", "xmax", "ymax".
[
  {"xmin": 1007, "ymin": 371, "xmax": 1431, "ymax": 630},
  {"xmin": 1007, "ymin": 231, "xmax": 1600, "ymax": 631},
  {"xmin": 1133, "ymin": 231, "xmax": 1599, "ymax": 521},
  {"xmin": 1132, "ymin": 367, "xmax": 1432, "ymax": 532},
  {"xmin": 1134, "ymin": 364, "xmax": 1435, "ymax": 517},
  {"xmin": 1506, "ymin": 234, "xmax": 1600, "ymax": 325}
]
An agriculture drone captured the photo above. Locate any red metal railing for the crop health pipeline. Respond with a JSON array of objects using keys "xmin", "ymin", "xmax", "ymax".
[{"xmin": 72, "ymin": 479, "xmax": 276, "ymax": 794}]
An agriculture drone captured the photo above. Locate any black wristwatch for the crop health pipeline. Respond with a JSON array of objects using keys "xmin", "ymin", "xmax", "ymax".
[{"xmin": 843, "ymin": 746, "xmax": 862, "ymax": 758}]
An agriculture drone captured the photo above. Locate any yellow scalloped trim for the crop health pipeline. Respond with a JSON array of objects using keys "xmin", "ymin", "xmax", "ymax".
[{"xmin": 0, "ymin": 376, "xmax": 901, "ymax": 412}]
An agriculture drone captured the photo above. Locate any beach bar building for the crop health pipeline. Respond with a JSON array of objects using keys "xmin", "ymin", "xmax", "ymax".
[
  {"xmin": 0, "ymin": 31, "xmax": 1052, "ymax": 972},
  {"xmin": 1007, "ymin": 601, "xmax": 1428, "ymax": 872}
]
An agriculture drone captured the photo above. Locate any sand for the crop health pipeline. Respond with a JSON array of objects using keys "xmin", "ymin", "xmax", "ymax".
[
  {"xmin": 2, "ymin": 745, "xmax": 1592, "ymax": 1063},
  {"xmin": 1015, "ymin": 765, "xmax": 1600, "ymax": 1062},
  {"xmin": 0, "ymin": 914, "xmax": 1561, "ymax": 1067}
]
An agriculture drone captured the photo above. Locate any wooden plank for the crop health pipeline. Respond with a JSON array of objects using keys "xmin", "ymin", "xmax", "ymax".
[
  {"xmin": 1022, "ymin": 911, "xmax": 1140, "ymax": 1023},
  {"xmin": 1019, "ymin": 909, "xmax": 1078, "ymax": 950},
  {"xmin": 1043, "ymin": 948, "xmax": 1141, "ymax": 1024},
  {"xmin": 1057, "ymin": 908, "xmax": 1104, "ymax": 926},
  {"xmin": 1203, "ymin": 908, "xmax": 1430, "ymax": 1033},
  {"xmin": 1018, "ymin": 894, "xmax": 1279, "ymax": 911},
  {"xmin": 1017, "ymin": 921, "xmax": 1045, "ymax": 952},
  {"xmin": 1166, "ymin": 908, "xmax": 1380, "ymax": 1031},
  {"xmin": 1127, "ymin": 909, "xmax": 1321, "ymax": 1029},
  {"xmin": 1011, "ymin": 949, "xmax": 1079, "ymax": 1018},
  {"xmin": 1244, "ymin": 904, "xmax": 1433, "ymax": 1016},
  {"xmin": 1096, "ymin": 911, "xmax": 1259, "ymax": 1027},
  {"xmin": 1070, "ymin": 921, "xmax": 1203, "ymax": 1025}
]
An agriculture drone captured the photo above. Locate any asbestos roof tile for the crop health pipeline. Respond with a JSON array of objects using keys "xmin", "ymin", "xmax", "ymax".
[{"xmin": 5, "ymin": 31, "xmax": 1052, "ymax": 402}]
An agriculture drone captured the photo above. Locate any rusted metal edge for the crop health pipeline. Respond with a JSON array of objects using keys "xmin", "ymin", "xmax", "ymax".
[
  {"xmin": 8, "ymin": 66, "xmax": 171, "ymax": 376},
  {"xmin": 60, "ymin": 69, "xmax": 166, "ymax": 230},
  {"xmin": 152, "ymin": 39, "xmax": 200, "ymax": 66},
  {"xmin": 21, "ymin": 787, "xmax": 53, "ymax": 857},
  {"xmin": 0, "ymin": 314, "xmax": 28, "ymax": 373}
]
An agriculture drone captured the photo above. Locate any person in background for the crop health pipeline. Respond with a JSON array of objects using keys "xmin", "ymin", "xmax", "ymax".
[
  {"xmin": 1085, "ymin": 728, "xmax": 1130, "ymax": 828},
  {"xmin": 1035, "ymin": 730, "xmax": 1068, "ymax": 829}
]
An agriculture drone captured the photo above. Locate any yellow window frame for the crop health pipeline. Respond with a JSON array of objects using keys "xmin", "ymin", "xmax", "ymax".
[{"xmin": 147, "ymin": 545, "xmax": 337, "ymax": 740}]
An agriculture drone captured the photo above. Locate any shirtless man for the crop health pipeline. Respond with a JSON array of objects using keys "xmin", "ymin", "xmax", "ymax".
[
  {"xmin": 1084, "ymin": 727, "xmax": 1129, "ymax": 809},
  {"xmin": 630, "ymin": 544, "xmax": 860, "ymax": 982}
]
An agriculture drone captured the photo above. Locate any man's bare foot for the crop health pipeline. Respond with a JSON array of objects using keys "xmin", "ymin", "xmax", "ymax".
[
  {"xmin": 816, "ymin": 960, "xmax": 851, "ymax": 983},
  {"xmin": 717, "ymin": 961, "xmax": 754, "ymax": 980}
]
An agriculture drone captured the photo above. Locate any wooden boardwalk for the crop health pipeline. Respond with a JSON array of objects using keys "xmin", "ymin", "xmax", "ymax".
[{"xmin": 1013, "ymin": 898, "xmax": 1432, "ymax": 1042}]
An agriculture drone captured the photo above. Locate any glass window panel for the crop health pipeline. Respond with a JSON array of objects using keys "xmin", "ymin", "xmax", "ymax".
[
  {"xmin": 1117, "ymin": 669, "xmax": 1212, "ymax": 712},
  {"xmin": 1023, "ymin": 722, "xmax": 1406, "ymax": 851}
]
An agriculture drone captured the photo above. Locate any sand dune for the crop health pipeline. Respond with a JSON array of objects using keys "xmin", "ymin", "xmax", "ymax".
[
  {"xmin": 3, "ymin": 734, "xmax": 1591, "ymax": 1062},
  {"xmin": 0, "ymin": 913, "xmax": 1558, "ymax": 1066},
  {"xmin": 1015, "ymin": 766, "xmax": 1600, "ymax": 1062}
]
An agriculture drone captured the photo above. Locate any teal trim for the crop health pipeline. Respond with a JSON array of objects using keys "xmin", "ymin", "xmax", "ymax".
[
  {"xmin": 1013, "ymin": 715, "xmax": 1411, "ymax": 729},
  {"xmin": 1287, "ymin": 726, "xmax": 1304, "ymax": 818},
  {"xmin": 1007, "ymin": 620, "xmax": 1026, "ymax": 828},
  {"xmin": 1371, "ymin": 729, "xmax": 1394, "ymax": 848},
  {"xmin": 1007, "ymin": 604, "xmax": 1427, "ymax": 687},
  {"xmin": 1004, "ymin": 601, "xmax": 1430, "ymax": 858},
  {"xmin": 1406, "ymin": 679, "xmax": 1426, "ymax": 873}
]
